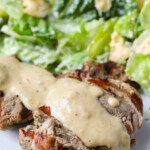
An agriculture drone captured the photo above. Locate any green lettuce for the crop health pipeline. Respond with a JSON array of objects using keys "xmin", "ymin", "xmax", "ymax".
[
  {"xmin": 88, "ymin": 18, "xmax": 118, "ymax": 57},
  {"xmin": 126, "ymin": 53, "xmax": 150, "ymax": 95},
  {"xmin": 0, "ymin": 17, "xmax": 6, "ymax": 30},
  {"xmin": 0, "ymin": 35, "xmax": 5, "ymax": 50},
  {"xmin": 0, "ymin": 18, "xmax": 105, "ymax": 73},
  {"xmin": 56, "ymin": 19, "xmax": 105, "ymax": 72},
  {"xmin": 115, "ymin": 10, "xmax": 143, "ymax": 39},
  {"xmin": 140, "ymin": 0, "xmax": 150, "ymax": 29},
  {"xmin": 50, "ymin": 0, "xmax": 99, "ymax": 21},
  {"xmin": 1, "ymin": 37, "xmax": 59, "ymax": 69},
  {"xmin": 126, "ymin": 30, "xmax": 150, "ymax": 95},
  {"xmin": 57, "ymin": 19, "xmax": 104, "ymax": 55},
  {"xmin": 100, "ymin": 0, "xmax": 139, "ymax": 19},
  {"xmin": 0, "ymin": 0, "xmax": 23, "ymax": 19},
  {"xmin": 50, "ymin": 0, "xmax": 139, "ymax": 21},
  {"xmin": 131, "ymin": 30, "xmax": 150, "ymax": 52},
  {"xmin": 0, "ymin": 0, "xmax": 141, "ymax": 75},
  {"xmin": 0, "ymin": 7, "xmax": 8, "ymax": 31},
  {"xmin": 0, "ymin": 7, "xmax": 7, "ymax": 17},
  {"xmin": 2, "ymin": 15, "xmax": 58, "ymax": 47},
  {"xmin": 55, "ymin": 51, "xmax": 94, "ymax": 73},
  {"xmin": 126, "ymin": 54, "xmax": 150, "ymax": 87}
]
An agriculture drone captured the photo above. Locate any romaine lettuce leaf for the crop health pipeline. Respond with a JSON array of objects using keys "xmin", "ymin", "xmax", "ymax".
[
  {"xmin": 57, "ymin": 19, "xmax": 104, "ymax": 55},
  {"xmin": 1, "ymin": 37, "xmax": 59, "ymax": 69},
  {"xmin": 0, "ymin": 7, "xmax": 7, "ymax": 17},
  {"xmin": 56, "ymin": 19, "xmax": 105, "ymax": 72},
  {"xmin": 55, "ymin": 51, "xmax": 94, "ymax": 73},
  {"xmin": 88, "ymin": 18, "xmax": 118, "ymax": 57},
  {"xmin": 131, "ymin": 30, "xmax": 150, "ymax": 54},
  {"xmin": 140, "ymin": 0, "xmax": 150, "ymax": 29},
  {"xmin": 0, "ymin": 6, "xmax": 8, "ymax": 31},
  {"xmin": 50, "ymin": 0, "xmax": 139, "ymax": 21},
  {"xmin": 56, "ymin": 48, "xmax": 109, "ymax": 73},
  {"xmin": 52, "ymin": 18, "xmax": 106, "ymax": 73},
  {"xmin": 0, "ymin": 17, "xmax": 6, "ymax": 30},
  {"xmin": 0, "ymin": 17, "xmax": 105, "ymax": 73},
  {"xmin": 50, "ymin": 0, "xmax": 99, "ymax": 21},
  {"xmin": 100, "ymin": 0, "xmax": 139, "ymax": 19},
  {"xmin": 126, "ymin": 30, "xmax": 150, "ymax": 93},
  {"xmin": 0, "ymin": 35, "xmax": 5, "ymax": 51},
  {"xmin": 115, "ymin": 10, "xmax": 143, "ymax": 39},
  {"xmin": 1, "ymin": 0, "xmax": 140, "ymax": 75},
  {"xmin": 0, "ymin": 0, "xmax": 23, "ymax": 19},
  {"xmin": 2, "ymin": 15, "xmax": 58, "ymax": 47},
  {"xmin": 126, "ymin": 53, "xmax": 150, "ymax": 87}
]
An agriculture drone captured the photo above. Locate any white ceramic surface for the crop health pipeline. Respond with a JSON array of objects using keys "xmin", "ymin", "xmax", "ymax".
[{"xmin": 0, "ymin": 95, "xmax": 149, "ymax": 150}]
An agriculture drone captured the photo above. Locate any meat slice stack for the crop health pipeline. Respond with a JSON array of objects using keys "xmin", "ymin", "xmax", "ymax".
[
  {"xmin": 19, "ymin": 71, "xmax": 143, "ymax": 150},
  {"xmin": 0, "ymin": 94, "xmax": 32, "ymax": 130},
  {"xmin": 0, "ymin": 61, "xmax": 143, "ymax": 150}
]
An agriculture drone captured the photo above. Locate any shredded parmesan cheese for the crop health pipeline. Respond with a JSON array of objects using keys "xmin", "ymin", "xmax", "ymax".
[
  {"xmin": 110, "ymin": 31, "xmax": 130, "ymax": 62},
  {"xmin": 95, "ymin": 0, "xmax": 112, "ymax": 12},
  {"xmin": 23, "ymin": 0, "xmax": 50, "ymax": 18}
]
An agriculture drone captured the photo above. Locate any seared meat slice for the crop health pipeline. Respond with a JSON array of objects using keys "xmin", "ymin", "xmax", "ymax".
[
  {"xmin": 19, "ymin": 78, "xmax": 143, "ymax": 150},
  {"xmin": 88, "ymin": 78, "xmax": 142, "ymax": 138},
  {"xmin": 0, "ymin": 95, "xmax": 32, "ymax": 130},
  {"xmin": 20, "ymin": 109, "xmax": 110, "ymax": 150},
  {"xmin": 57, "ymin": 61, "xmax": 140, "ymax": 89},
  {"xmin": 0, "ymin": 61, "xmax": 141, "ymax": 130},
  {"xmin": 80, "ymin": 61, "xmax": 141, "ymax": 89},
  {"xmin": 81, "ymin": 61, "xmax": 128, "ymax": 81},
  {"xmin": 56, "ymin": 70, "xmax": 81, "ymax": 80}
]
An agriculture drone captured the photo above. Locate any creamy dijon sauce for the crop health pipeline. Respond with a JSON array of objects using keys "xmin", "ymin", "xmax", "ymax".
[
  {"xmin": 0, "ymin": 56, "xmax": 56, "ymax": 110},
  {"xmin": 0, "ymin": 56, "xmax": 130, "ymax": 150},
  {"xmin": 108, "ymin": 97, "xmax": 119, "ymax": 108}
]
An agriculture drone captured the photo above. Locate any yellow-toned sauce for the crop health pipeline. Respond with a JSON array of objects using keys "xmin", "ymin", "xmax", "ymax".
[
  {"xmin": 108, "ymin": 97, "xmax": 119, "ymax": 108},
  {"xmin": 0, "ymin": 56, "xmax": 130, "ymax": 150},
  {"xmin": 0, "ymin": 56, "xmax": 56, "ymax": 110}
]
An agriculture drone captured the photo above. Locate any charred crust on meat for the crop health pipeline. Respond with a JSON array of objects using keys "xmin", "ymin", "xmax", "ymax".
[
  {"xmin": 0, "ymin": 95, "xmax": 33, "ymax": 130},
  {"xmin": 20, "ymin": 103, "xmax": 32, "ymax": 119},
  {"xmin": 88, "ymin": 78, "xmax": 143, "ymax": 115},
  {"xmin": 0, "ymin": 91, "xmax": 4, "ymax": 98},
  {"xmin": 20, "ymin": 128, "xmax": 35, "ymax": 139},
  {"xmin": 80, "ymin": 61, "xmax": 140, "ymax": 89},
  {"xmin": 57, "ymin": 70, "xmax": 81, "ymax": 81},
  {"xmin": 19, "ymin": 110, "xmax": 111, "ymax": 150},
  {"xmin": 39, "ymin": 106, "xmax": 51, "ymax": 116},
  {"xmin": 19, "ymin": 76, "xmax": 143, "ymax": 150},
  {"xmin": 0, "ymin": 60, "xmax": 143, "ymax": 150},
  {"xmin": 131, "ymin": 139, "xmax": 137, "ymax": 147}
]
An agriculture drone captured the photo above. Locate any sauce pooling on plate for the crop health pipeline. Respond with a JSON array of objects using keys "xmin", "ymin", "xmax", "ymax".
[{"xmin": 0, "ymin": 56, "xmax": 130, "ymax": 150}]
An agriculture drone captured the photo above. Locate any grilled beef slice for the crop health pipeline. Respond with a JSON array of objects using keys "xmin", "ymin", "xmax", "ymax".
[
  {"xmin": 0, "ymin": 61, "xmax": 141, "ymax": 130},
  {"xmin": 19, "ymin": 78, "xmax": 143, "ymax": 150},
  {"xmin": 0, "ymin": 95, "xmax": 32, "ymax": 130},
  {"xmin": 58, "ymin": 61, "xmax": 140, "ymax": 89},
  {"xmin": 20, "ymin": 109, "xmax": 110, "ymax": 150}
]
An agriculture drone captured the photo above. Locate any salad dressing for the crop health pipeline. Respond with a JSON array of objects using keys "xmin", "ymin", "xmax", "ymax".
[{"xmin": 0, "ymin": 56, "xmax": 130, "ymax": 150}]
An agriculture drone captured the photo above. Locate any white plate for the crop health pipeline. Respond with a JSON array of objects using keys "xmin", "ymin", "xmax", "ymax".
[{"xmin": 0, "ymin": 95, "xmax": 150, "ymax": 150}]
